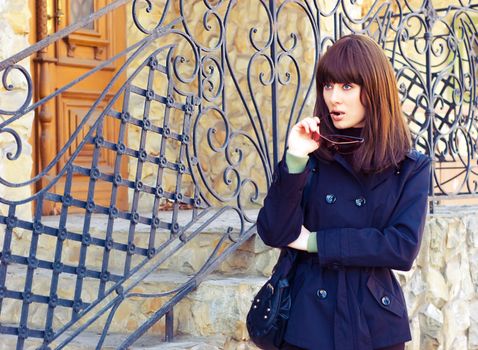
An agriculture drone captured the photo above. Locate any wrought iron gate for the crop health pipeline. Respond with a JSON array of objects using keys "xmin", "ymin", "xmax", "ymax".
[{"xmin": 0, "ymin": 0, "xmax": 477, "ymax": 349}]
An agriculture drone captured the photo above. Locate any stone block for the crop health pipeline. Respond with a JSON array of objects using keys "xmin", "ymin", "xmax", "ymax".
[
  {"xmin": 470, "ymin": 300, "xmax": 478, "ymax": 350},
  {"xmin": 175, "ymin": 275, "xmax": 266, "ymax": 340},
  {"xmin": 416, "ymin": 221, "xmax": 431, "ymax": 268},
  {"xmin": 470, "ymin": 248, "xmax": 478, "ymax": 293},
  {"xmin": 468, "ymin": 215, "xmax": 478, "ymax": 248},
  {"xmin": 445, "ymin": 218, "xmax": 466, "ymax": 258},
  {"xmin": 428, "ymin": 218, "xmax": 446, "ymax": 269},
  {"xmin": 403, "ymin": 268, "xmax": 427, "ymax": 317},
  {"xmin": 420, "ymin": 303, "xmax": 444, "ymax": 340},
  {"xmin": 443, "ymin": 299, "xmax": 470, "ymax": 349},
  {"xmin": 426, "ymin": 267, "xmax": 448, "ymax": 306}
]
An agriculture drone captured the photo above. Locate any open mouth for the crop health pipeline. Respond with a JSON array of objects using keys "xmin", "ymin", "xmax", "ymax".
[{"xmin": 330, "ymin": 111, "xmax": 345, "ymax": 121}]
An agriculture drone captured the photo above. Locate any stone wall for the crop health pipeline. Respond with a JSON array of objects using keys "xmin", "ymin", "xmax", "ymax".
[
  {"xmin": 125, "ymin": 0, "xmax": 327, "ymax": 211},
  {"xmin": 125, "ymin": 0, "xmax": 478, "ymax": 212},
  {"xmin": 0, "ymin": 1, "xmax": 477, "ymax": 349},
  {"xmin": 398, "ymin": 209, "xmax": 478, "ymax": 350},
  {"xmin": 0, "ymin": 0, "xmax": 33, "ymax": 236},
  {"xmin": 174, "ymin": 210, "xmax": 478, "ymax": 350}
]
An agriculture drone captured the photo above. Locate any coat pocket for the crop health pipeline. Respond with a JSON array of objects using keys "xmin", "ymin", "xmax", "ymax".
[{"xmin": 366, "ymin": 275, "xmax": 405, "ymax": 318}]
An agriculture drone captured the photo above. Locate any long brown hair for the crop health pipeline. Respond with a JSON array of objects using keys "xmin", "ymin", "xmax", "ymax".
[{"xmin": 313, "ymin": 34, "xmax": 411, "ymax": 173}]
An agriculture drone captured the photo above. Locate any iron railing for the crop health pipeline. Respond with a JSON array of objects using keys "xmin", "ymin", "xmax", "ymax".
[{"xmin": 0, "ymin": 0, "xmax": 477, "ymax": 349}]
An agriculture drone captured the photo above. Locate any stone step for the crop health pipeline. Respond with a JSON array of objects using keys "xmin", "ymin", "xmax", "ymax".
[
  {"xmin": 0, "ymin": 333, "xmax": 262, "ymax": 350},
  {"xmin": 0, "ymin": 266, "xmax": 269, "ymax": 342},
  {"xmin": 33, "ymin": 209, "xmax": 277, "ymax": 277}
]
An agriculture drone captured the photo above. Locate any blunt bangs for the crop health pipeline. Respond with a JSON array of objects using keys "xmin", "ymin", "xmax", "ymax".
[{"xmin": 316, "ymin": 39, "xmax": 365, "ymax": 87}]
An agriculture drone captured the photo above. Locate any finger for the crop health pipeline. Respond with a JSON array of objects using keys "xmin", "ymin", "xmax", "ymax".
[
  {"xmin": 300, "ymin": 120, "xmax": 310, "ymax": 134},
  {"xmin": 311, "ymin": 131, "xmax": 321, "ymax": 142},
  {"xmin": 307, "ymin": 118, "xmax": 318, "ymax": 132}
]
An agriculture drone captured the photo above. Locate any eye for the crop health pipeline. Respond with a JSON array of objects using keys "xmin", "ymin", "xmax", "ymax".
[
  {"xmin": 343, "ymin": 83, "xmax": 353, "ymax": 90},
  {"xmin": 323, "ymin": 83, "xmax": 333, "ymax": 90}
]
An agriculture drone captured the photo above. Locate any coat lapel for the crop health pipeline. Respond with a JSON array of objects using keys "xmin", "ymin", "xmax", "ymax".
[{"xmin": 332, "ymin": 154, "xmax": 402, "ymax": 191}]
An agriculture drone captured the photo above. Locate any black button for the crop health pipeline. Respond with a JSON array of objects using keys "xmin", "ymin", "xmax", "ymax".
[
  {"xmin": 381, "ymin": 296, "xmax": 391, "ymax": 306},
  {"xmin": 317, "ymin": 289, "xmax": 327, "ymax": 299},
  {"xmin": 325, "ymin": 194, "xmax": 336, "ymax": 204},
  {"xmin": 355, "ymin": 197, "xmax": 366, "ymax": 207}
]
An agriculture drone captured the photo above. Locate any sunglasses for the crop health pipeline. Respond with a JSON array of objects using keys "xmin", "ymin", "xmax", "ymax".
[{"xmin": 318, "ymin": 134, "xmax": 365, "ymax": 154}]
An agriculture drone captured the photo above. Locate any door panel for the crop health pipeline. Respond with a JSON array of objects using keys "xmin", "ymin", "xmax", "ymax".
[
  {"xmin": 59, "ymin": 0, "xmax": 112, "ymax": 65},
  {"xmin": 35, "ymin": 0, "xmax": 127, "ymax": 214},
  {"xmin": 58, "ymin": 90, "xmax": 116, "ymax": 171}
]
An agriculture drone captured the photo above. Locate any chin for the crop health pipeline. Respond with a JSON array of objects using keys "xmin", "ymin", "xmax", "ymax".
[
  {"xmin": 332, "ymin": 122, "xmax": 349, "ymax": 129},
  {"xmin": 333, "ymin": 121, "xmax": 364, "ymax": 129}
]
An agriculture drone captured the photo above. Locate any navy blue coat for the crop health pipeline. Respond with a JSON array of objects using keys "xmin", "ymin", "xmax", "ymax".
[{"xmin": 257, "ymin": 150, "xmax": 431, "ymax": 350}]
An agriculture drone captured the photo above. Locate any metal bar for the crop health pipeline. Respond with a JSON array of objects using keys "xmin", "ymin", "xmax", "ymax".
[
  {"xmin": 165, "ymin": 309, "xmax": 174, "ymax": 342},
  {"xmin": 269, "ymin": 0, "xmax": 279, "ymax": 166},
  {"xmin": 119, "ymin": 224, "xmax": 257, "ymax": 349},
  {"xmin": 123, "ymin": 54, "xmax": 157, "ymax": 276},
  {"xmin": 0, "ymin": 204, "xmax": 16, "ymax": 319}
]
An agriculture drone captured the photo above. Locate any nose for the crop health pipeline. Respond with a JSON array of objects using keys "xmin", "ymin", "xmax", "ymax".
[{"xmin": 329, "ymin": 85, "xmax": 342, "ymax": 104}]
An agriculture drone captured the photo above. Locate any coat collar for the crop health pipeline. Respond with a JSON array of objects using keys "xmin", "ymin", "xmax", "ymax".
[
  {"xmin": 332, "ymin": 152, "xmax": 415, "ymax": 191},
  {"xmin": 318, "ymin": 149, "xmax": 420, "ymax": 191},
  {"xmin": 332, "ymin": 153, "xmax": 366, "ymax": 189}
]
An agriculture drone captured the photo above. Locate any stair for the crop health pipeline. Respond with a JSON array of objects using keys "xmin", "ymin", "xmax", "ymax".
[
  {"xmin": 1, "ymin": 209, "xmax": 279, "ymax": 349},
  {"xmin": 0, "ymin": 333, "xmax": 261, "ymax": 350}
]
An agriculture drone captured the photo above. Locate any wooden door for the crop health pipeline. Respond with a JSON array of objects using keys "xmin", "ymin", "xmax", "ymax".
[{"xmin": 35, "ymin": 0, "xmax": 128, "ymax": 214}]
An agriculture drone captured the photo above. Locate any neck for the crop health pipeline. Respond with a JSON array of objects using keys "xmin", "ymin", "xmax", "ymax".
[{"xmin": 338, "ymin": 127, "xmax": 363, "ymax": 137}]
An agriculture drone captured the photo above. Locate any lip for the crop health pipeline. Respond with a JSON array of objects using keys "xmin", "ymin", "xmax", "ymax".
[
  {"xmin": 330, "ymin": 110, "xmax": 345, "ymax": 114},
  {"xmin": 330, "ymin": 112, "xmax": 345, "ymax": 122}
]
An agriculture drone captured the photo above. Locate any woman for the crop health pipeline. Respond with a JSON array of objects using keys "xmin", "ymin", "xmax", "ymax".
[{"xmin": 257, "ymin": 35, "xmax": 431, "ymax": 350}]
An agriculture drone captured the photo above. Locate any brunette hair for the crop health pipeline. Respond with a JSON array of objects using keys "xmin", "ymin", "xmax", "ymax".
[{"xmin": 313, "ymin": 34, "xmax": 411, "ymax": 173}]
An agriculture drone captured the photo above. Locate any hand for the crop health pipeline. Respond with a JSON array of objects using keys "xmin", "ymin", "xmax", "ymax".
[
  {"xmin": 287, "ymin": 225, "xmax": 310, "ymax": 251},
  {"xmin": 287, "ymin": 117, "xmax": 321, "ymax": 157}
]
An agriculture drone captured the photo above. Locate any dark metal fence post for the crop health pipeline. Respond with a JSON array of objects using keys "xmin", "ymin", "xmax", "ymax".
[
  {"xmin": 424, "ymin": 0, "xmax": 436, "ymax": 212},
  {"xmin": 165, "ymin": 309, "xmax": 174, "ymax": 342},
  {"xmin": 269, "ymin": 0, "xmax": 280, "ymax": 166}
]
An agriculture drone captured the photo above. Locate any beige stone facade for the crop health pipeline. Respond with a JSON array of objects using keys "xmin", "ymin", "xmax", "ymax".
[
  {"xmin": 0, "ymin": 210, "xmax": 477, "ymax": 350},
  {"xmin": 0, "ymin": 0, "xmax": 33, "ymax": 260},
  {"xmin": 0, "ymin": 0, "xmax": 33, "ymax": 213},
  {"xmin": 124, "ymin": 0, "xmax": 363, "ymax": 210}
]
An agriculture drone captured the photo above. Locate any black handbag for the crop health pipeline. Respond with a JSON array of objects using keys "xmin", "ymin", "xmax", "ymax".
[
  {"xmin": 246, "ymin": 248, "xmax": 298, "ymax": 350},
  {"xmin": 247, "ymin": 157, "xmax": 316, "ymax": 349}
]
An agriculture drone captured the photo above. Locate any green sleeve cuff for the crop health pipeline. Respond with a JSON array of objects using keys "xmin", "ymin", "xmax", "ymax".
[
  {"xmin": 307, "ymin": 231, "xmax": 318, "ymax": 253},
  {"xmin": 285, "ymin": 151, "xmax": 309, "ymax": 174}
]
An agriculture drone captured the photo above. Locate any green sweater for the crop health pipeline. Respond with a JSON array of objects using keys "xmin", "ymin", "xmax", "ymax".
[{"xmin": 285, "ymin": 152, "xmax": 318, "ymax": 253}]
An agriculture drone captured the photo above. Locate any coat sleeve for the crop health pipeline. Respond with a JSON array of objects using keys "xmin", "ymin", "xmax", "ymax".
[
  {"xmin": 256, "ymin": 159, "xmax": 311, "ymax": 247},
  {"xmin": 316, "ymin": 155, "xmax": 431, "ymax": 271}
]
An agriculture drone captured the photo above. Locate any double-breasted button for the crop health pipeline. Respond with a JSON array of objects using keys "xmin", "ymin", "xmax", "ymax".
[
  {"xmin": 381, "ymin": 296, "xmax": 391, "ymax": 306},
  {"xmin": 355, "ymin": 197, "xmax": 366, "ymax": 207},
  {"xmin": 317, "ymin": 289, "xmax": 327, "ymax": 299},
  {"xmin": 325, "ymin": 194, "xmax": 336, "ymax": 204}
]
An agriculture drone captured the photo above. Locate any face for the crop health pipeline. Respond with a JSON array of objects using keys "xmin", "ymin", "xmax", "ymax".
[{"xmin": 323, "ymin": 82, "xmax": 366, "ymax": 129}]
